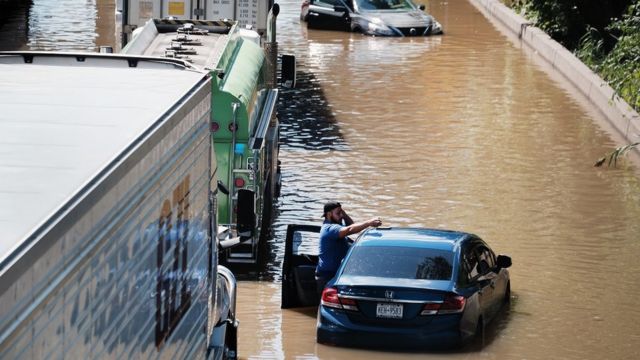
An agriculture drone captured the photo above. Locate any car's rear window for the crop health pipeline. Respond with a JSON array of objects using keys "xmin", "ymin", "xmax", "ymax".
[{"xmin": 342, "ymin": 246, "xmax": 454, "ymax": 280}]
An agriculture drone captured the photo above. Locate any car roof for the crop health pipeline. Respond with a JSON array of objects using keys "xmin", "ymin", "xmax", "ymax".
[{"xmin": 357, "ymin": 227, "xmax": 470, "ymax": 251}]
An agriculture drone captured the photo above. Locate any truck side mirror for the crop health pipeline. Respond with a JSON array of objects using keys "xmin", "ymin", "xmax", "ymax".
[{"xmin": 217, "ymin": 180, "xmax": 229, "ymax": 195}]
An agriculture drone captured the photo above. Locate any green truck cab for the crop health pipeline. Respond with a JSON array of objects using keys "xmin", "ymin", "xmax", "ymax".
[
  {"xmin": 211, "ymin": 32, "xmax": 280, "ymax": 263},
  {"xmin": 122, "ymin": 16, "xmax": 286, "ymax": 265}
]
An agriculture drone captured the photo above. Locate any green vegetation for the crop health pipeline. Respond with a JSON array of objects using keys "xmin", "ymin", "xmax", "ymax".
[
  {"xmin": 594, "ymin": 142, "xmax": 640, "ymax": 167},
  {"xmin": 506, "ymin": 0, "xmax": 640, "ymax": 113}
]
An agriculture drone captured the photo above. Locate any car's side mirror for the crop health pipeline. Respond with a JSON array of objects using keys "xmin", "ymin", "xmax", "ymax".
[
  {"xmin": 497, "ymin": 255, "xmax": 512, "ymax": 269},
  {"xmin": 418, "ymin": 4, "xmax": 425, "ymax": 10}
]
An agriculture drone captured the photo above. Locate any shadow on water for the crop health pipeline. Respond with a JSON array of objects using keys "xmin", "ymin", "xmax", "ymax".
[
  {"xmin": 0, "ymin": 0, "xmax": 32, "ymax": 51},
  {"xmin": 277, "ymin": 69, "xmax": 350, "ymax": 151},
  {"xmin": 481, "ymin": 298, "xmax": 515, "ymax": 351},
  {"xmin": 230, "ymin": 69, "xmax": 351, "ymax": 280},
  {"xmin": 285, "ymin": 306, "xmax": 318, "ymax": 319}
]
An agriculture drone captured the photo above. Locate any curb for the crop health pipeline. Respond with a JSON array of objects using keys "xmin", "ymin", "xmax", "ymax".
[{"xmin": 468, "ymin": 0, "xmax": 640, "ymax": 145}]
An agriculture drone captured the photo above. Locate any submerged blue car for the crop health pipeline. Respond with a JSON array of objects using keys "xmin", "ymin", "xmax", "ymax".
[{"xmin": 281, "ymin": 226, "xmax": 512, "ymax": 349}]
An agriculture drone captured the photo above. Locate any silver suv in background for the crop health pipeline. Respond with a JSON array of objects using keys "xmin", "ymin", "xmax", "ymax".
[{"xmin": 301, "ymin": 0, "xmax": 443, "ymax": 36}]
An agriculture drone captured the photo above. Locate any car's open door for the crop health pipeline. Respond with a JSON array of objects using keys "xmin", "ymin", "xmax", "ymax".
[{"xmin": 281, "ymin": 224, "xmax": 321, "ymax": 309}]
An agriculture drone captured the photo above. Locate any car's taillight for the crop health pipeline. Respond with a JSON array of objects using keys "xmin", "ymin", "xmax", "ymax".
[
  {"xmin": 321, "ymin": 288, "xmax": 341, "ymax": 309},
  {"xmin": 321, "ymin": 288, "xmax": 358, "ymax": 311},
  {"xmin": 420, "ymin": 294, "xmax": 466, "ymax": 315},
  {"xmin": 439, "ymin": 294, "xmax": 466, "ymax": 314},
  {"xmin": 420, "ymin": 302, "xmax": 440, "ymax": 315}
]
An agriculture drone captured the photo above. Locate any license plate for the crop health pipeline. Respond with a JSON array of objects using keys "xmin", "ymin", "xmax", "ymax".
[{"xmin": 376, "ymin": 303, "xmax": 403, "ymax": 319}]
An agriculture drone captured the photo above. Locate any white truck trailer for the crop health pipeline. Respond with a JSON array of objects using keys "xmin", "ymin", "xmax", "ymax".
[{"xmin": 0, "ymin": 52, "xmax": 237, "ymax": 359}]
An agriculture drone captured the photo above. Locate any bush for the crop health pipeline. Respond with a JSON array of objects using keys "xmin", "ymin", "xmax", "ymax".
[
  {"xmin": 509, "ymin": 0, "xmax": 640, "ymax": 113},
  {"xmin": 599, "ymin": 3, "xmax": 640, "ymax": 110}
]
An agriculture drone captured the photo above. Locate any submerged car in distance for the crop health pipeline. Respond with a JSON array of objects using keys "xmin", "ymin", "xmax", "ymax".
[
  {"xmin": 281, "ymin": 226, "xmax": 512, "ymax": 349},
  {"xmin": 300, "ymin": 0, "xmax": 443, "ymax": 36}
]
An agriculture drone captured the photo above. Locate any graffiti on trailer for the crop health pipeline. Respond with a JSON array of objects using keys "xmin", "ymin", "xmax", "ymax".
[{"xmin": 155, "ymin": 175, "xmax": 192, "ymax": 347}]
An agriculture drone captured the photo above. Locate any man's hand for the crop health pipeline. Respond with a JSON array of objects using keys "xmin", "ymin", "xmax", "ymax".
[
  {"xmin": 342, "ymin": 210, "xmax": 354, "ymax": 226},
  {"xmin": 368, "ymin": 218, "xmax": 382, "ymax": 228}
]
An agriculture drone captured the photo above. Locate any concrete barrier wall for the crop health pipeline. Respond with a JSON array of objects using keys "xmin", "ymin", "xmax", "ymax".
[{"xmin": 468, "ymin": 0, "xmax": 640, "ymax": 145}]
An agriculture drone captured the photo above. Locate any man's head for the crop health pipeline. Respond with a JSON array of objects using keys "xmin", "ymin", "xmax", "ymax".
[{"xmin": 323, "ymin": 201, "xmax": 343, "ymax": 223}]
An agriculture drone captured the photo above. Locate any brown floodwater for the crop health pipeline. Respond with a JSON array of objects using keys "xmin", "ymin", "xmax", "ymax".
[
  {"xmin": 1, "ymin": 0, "xmax": 639, "ymax": 359},
  {"xmin": 241, "ymin": 0, "xmax": 640, "ymax": 359},
  {"xmin": 0, "ymin": 0, "xmax": 115, "ymax": 51}
]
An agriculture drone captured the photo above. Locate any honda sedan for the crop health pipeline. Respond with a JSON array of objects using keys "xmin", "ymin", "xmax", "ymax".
[{"xmin": 281, "ymin": 225, "xmax": 511, "ymax": 349}]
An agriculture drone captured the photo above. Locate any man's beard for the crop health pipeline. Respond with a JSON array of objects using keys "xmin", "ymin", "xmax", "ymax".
[{"xmin": 330, "ymin": 214, "xmax": 342, "ymax": 224}]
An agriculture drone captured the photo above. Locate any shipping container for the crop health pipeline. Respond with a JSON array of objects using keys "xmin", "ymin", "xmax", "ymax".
[{"xmin": 0, "ymin": 52, "xmax": 237, "ymax": 359}]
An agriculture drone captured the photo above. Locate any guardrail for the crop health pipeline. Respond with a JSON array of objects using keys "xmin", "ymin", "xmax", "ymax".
[{"xmin": 469, "ymin": 0, "xmax": 640, "ymax": 147}]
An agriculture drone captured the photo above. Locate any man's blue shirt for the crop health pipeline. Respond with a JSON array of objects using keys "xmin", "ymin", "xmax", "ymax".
[{"xmin": 316, "ymin": 220, "xmax": 350, "ymax": 276}]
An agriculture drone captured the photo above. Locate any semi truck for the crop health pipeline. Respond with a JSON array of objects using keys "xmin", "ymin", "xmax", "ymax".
[
  {"xmin": 0, "ymin": 52, "xmax": 237, "ymax": 359},
  {"xmin": 121, "ymin": 6, "xmax": 293, "ymax": 265},
  {"xmin": 116, "ymin": 0, "xmax": 275, "ymax": 46}
]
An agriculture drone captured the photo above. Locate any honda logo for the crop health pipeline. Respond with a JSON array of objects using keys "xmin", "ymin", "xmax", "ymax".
[{"xmin": 385, "ymin": 290, "xmax": 394, "ymax": 299}]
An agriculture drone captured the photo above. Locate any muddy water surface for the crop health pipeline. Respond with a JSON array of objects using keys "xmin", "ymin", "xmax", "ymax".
[
  {"xmin": 240, "ymin": 0, "xmax": 640, "ymax": 359},
  {"xmin": 1, "ymin": 0, "xmax": 639, "ymax": 359},
  {"xmin": 0, "ymin": 0, "xmax": 115, "ymax": 51}
]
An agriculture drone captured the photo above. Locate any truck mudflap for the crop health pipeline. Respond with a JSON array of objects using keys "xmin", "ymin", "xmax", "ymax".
[
  {"xmin": 281, "ymin": 224, "xmax": 321, "ymax": 309},
  {"xmin": 208, "ymin": 266, "xmax": 239, "ymax": 360}
]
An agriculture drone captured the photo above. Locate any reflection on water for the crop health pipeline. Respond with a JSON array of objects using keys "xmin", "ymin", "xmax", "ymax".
[
  {"xmin": 1, "ymin": 0, "xmax": 640, "ymax": 358},
  {"xmin": 0, "ymin": 0, "xmax": 31, "ymax": 50},
  {"xmin": 278, "ymin": 70, "xmax": 349, "ymax": 151},
  {"xmin": 240, "ymin": 0, "xmax": 640, "ymax": 359},
  {"xmin": 27, "ymin": 0, "xmax": 97, "ymax": 51},
  {"xmin": 0, "ymin": 0, "xmax": 115, "ymax": 51}
]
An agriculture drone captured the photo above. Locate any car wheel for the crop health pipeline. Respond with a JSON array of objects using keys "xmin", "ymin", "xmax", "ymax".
[
  {"xmin": 471, "ymin": 317, "xmax": 485, "ymax": 351},
  {"xmin": 504, "ymin": 281, "xmax": 511, "ymax": 305}
]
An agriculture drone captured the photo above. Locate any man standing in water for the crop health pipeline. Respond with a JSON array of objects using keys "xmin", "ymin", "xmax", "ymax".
[{"xmin": 315, "ymin": 201, "xmax": 383, "ymax": 295}]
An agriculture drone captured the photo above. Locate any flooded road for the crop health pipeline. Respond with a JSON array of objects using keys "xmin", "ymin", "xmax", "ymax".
[
  {"xmin": 2, "ymin": 0, "xmax": 640, "ymax": 358},
  {"xmin": 244, "ymin": 0, "xmax": 640, "ymax": 358},
  {"xmin": 0, "ymin": 0, "xmax": 115, "ymax": 51}
]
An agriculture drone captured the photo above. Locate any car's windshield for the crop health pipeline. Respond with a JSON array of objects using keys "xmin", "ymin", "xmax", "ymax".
[
  {"xmin": 355, "ymin": 0, "xmax": 414, "ymax": 11},
  {"xmin": 342, "ymin": 246, "xmax": 454, "ymax": 280}
]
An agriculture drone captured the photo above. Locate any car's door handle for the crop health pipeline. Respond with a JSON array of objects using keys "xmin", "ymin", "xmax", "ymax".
[{"xmin": 309, "ymin": 12, "xmax": 319, "ymax": 17}]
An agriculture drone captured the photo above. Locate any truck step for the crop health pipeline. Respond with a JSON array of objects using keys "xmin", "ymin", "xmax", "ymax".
[
  {"xmin": 225, "ymin": 257, "xmax": 258, "ymax": 264},
  {"xmin": 229, "ymin": 252, "xmax": 253, "ymax": 258}
]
